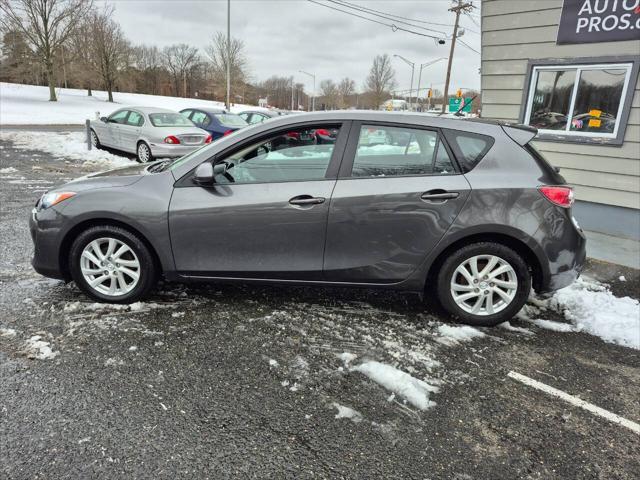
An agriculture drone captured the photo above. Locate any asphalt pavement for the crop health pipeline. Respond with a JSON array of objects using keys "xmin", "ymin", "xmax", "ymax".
[{"xmin": 1, "ymin": 137, "xmax": 639, "ymax": 479}]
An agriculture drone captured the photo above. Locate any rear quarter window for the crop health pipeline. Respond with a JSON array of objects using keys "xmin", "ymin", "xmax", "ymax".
[{"xmin": 443, "ymin": 129, "xmax": 495, "ymax": 172}]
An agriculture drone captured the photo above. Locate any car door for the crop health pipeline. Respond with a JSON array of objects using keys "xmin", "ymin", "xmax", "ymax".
[
  {"xmin": 102, "ymin": 109, "xmax": 129, "ymax": 147},
  {"xmin": 119, "ymin": 110, "xmax": 144, "ymax": 153},
  {"xmin": 323, "ymin": 122, "xmax": 471, "ymax": 283},
  {"xmin": 168, "ymin": 121, "xmax": 351, "ymax": 279}
]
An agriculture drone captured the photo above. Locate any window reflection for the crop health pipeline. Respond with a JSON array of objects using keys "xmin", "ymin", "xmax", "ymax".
[
  {"xmin": 570, "ymin": 68, "xmax": 626, "ymax": 134},
  {"xmin": 529, "ymin": 70, "xmax": 576, "ymax": 130}
]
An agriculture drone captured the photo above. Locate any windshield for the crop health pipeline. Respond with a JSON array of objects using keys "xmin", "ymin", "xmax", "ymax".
[
  {"xmin": 149, "ymin": 113, "xmax": 194, "ymax": 127},
  {"xmin": 214, "ymin": 113, "xmax": 248, "ymax": 127}
]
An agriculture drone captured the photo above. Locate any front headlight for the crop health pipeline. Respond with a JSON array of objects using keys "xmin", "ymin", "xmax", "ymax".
[{"xmin": 39, "ymin": 191, "xmax": 76, "ymax": 210}]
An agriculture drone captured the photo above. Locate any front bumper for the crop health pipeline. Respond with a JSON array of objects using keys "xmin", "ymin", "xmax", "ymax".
[
  {"xmin": 30, "ymin": 207, "xmax": 66, "ymax": 280},
  {"xmin": 149, "ymin": 143, "xmax": 203, "ymax": 158}
]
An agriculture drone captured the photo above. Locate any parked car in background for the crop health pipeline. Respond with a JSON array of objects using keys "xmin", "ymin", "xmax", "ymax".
[
  {"xmin": 238, "ymin": 109, "xmax": 287, "ymax": 124},
  {"xmin": 313, "ymin": 126, "xmax": 340, "ymax": 144},
  {"xmin": 30, "ymin": 111, "xmax": 586, "ymax": 327},
  {"xmin": 179, "ymin": 108, "xmax": 248, "ymax": 140},
  {"xmin": 90, "ymin": 107, "xmax": 211, "ymax": 162}
]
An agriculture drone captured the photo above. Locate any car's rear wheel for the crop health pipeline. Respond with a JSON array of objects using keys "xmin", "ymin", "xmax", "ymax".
[
  {"xmin": 69, "ymin": 225, "xmax": 158, "ymax": 303},
  {"xmin": 436, "ymin": 242, "xmax": 531, "ymax": 326},
  {"xmin": 137, "ymin": 141, "xmax": 153, "ymax": 163},
  {"xmin": 90, "ymin": 129, "xmax": 102, "ymax": 149}
]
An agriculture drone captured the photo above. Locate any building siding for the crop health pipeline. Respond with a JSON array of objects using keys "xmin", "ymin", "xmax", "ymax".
[{"xmin": 481, "ymin": 0, "xmax": 640, "ymax": 210}]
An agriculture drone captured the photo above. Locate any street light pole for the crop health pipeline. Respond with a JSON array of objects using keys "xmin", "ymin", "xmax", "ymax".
[
  {"xmin": 393, "ymin": 54, "xmax": 415, "ymax": 111},
  {"xmin": 415, "ymin": 57, "xmax": 446, "ymax": 110},
  {"xmin": 226, "ymin": 0, "xmax": 231, "ymax": 111},
  {"xmin": 299, "ymin": 70, "xmax": 316, "ymax": 111}
]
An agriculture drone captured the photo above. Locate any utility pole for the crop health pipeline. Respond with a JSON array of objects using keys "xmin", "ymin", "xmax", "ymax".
[
  {"xmin": 442, "ymin": 0, "xmax": 473, "ymax": 113},
  {"xmin": 226, "ymin": 0, "xmax": 231, "ymax": 110},
  {"xmin": 290, "ymin": 76, "xmax": 295, "ymax": 110},
  {"xmin": 416, "ymin": 57, "xmax": 446, "ymax": 111}
]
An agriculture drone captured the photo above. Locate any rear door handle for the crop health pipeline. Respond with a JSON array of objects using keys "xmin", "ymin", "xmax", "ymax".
[
  {"xmin": 289, "ymin": 195, "xmax": 326, "ymax": 206},
  {"xmin": 421, "ymin": 191, "xmax": 459, "ymax": 202}
]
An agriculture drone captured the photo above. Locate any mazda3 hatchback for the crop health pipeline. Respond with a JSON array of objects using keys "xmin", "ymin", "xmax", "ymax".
[{"xmin": 30, "ymin": 111, "xmax": 586, "ymax": 326}]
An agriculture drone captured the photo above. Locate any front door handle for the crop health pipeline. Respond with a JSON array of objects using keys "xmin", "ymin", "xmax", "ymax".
[
  {"xmin": 289, "ymin": 195, "xmax": 326, "ymax": 206},
  {"xmin": 421, "ymin": 191, "xmax": 459, "ymax": 202}
]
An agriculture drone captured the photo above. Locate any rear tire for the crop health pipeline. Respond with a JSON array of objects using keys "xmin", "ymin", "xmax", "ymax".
[
  {"xmin": 436, "ymin": 242, "xmax": 531, "ymax": 327},
  {"xmin": 69, "ymin": 225, "xmax": 158, "ymax": 304},
  {"xmin": 137, "ymin": 141, "xmax": 153, "ymax": 163}
]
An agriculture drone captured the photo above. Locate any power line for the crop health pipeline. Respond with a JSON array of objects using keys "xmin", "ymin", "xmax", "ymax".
[
  {"xmin": 306, "ymin": 0, "xmax": 442, "ymax": 40},
  {"xmin": 332, "ymin": 0, "xmax": 457, "ymax": 28},
  {"xmin": 327, "ymin": 0, "xmax": 447, "ymax": 35},
  {"xmin": 458, "ymin": 38, "xmax": 480, "ymax": 54}
]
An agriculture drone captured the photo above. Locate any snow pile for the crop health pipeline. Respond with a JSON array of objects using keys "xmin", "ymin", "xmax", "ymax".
[
  {"xmin": 0, "ymin": 131, "xmax": 133, "ymax": 170},
  {"xmin": 436, "ymin": 324, "xmax": 486, "ymax": 346},
  {"xmin": 1, "ymin": 82, "xmax": 255, "ymax": 125},
  {"xmin": 351, "ymin": 360, "xmax": 439, "ymax": 410},
  {"xmin": 548, "ymin": 278, "xmax": 639, "ymax": 349},
  {"xmin": 23, "ymin": 335, "xmax": 59, "ymax": 360},
  {"xmin": 332, "ymin": 403, "xmax": 363, "ymax": 423}
]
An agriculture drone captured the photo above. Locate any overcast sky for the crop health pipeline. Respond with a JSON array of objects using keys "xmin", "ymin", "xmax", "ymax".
[{"xmin": 110, "ymin": 0, "xmax": 481, "ymax": 95}]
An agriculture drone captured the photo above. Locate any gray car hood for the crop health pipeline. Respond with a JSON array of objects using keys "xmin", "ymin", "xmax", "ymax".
[{"xmin": 54, "ymin": 162, "xmax": 150, "ymax": 193}]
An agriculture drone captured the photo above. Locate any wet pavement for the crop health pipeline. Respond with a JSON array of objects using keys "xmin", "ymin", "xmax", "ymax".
[{"xmin": 1, "ymin": 137, "xmax": 639, "ymax": 479}]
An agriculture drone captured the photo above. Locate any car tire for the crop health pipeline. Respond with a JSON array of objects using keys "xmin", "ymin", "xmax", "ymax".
[
  {"xmin": 436, "ymin": 242, "xmax": 531, "ymax": 327},
  {"xmin": 69, "ymin": 225, "xmax": 158, "ymax": 304},
  {"xmin": 90, "ymin": 129, "xmax": 102, "ymax": 150},
  {"xmin": 137, "ymin": 141, "xmax": 153, "ymax": 163}
]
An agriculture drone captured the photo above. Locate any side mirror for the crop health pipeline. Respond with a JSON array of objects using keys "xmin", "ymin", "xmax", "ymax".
[
  {"xmin": 193, "ymin": 163, "xmax": 214, "ymax": 184},
  {"xmin": 100, "ymin": 116, "xmax": 108, "ymax": 123}
]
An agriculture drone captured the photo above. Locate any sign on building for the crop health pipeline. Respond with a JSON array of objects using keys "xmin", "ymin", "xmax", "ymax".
[{"xmin": 557, "ymin": 0, "xmax": 640, "ymax": 44}]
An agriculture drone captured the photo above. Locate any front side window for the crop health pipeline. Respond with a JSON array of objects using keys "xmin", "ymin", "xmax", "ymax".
[
  {"xmin": 214, "ymin": 113, "xmax": 248, "ymax": 128},
  {"xmin": 351, "ymin": 125, "xmax": 455, "ymax": 177},
  {"xmin": 149, "ymin": 113, "xmax": 194, "ymax": 127},
  {"xmin": 108, "ymin": 110, "xmax": 129, "ymax": 124},
  {"xmin": 213, "ymin": 125, "xmax": 340, "ymax": 184},
  {"xmin": 191, "ymin": 111, "xmax": 210, "ymax": 126},
  {"xmin": 525, "ymin": 62, "xmax": 632, "ymax": 139}
]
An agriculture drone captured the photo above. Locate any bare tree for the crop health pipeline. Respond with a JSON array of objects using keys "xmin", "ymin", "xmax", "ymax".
[
  {"xmin": 205, "ymin": 32, "xmax": 247, "ymax": 104},
  {"xmin": 135, "ymin": 44, "xmax": 162, "ymax": 95},
  {"xmin": 319, "ymin": 79, "xmax": 338, "ymax": 110},
  {"xmin": 162, "ymin": 43, "xmax": 199, "ymax": 97},
  {"xmin": 337, "ymin": 77, "xmax": 355, "ymax": 109},
  {"xmin": 365, "ymin": 54, "xmax": 396, "ymax": 109},
  {"xmin": 0, "ymin": 0, "xmax": 93, "ymax": 101}
]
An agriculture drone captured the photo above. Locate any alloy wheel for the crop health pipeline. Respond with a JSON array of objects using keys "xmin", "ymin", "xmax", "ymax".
[
  {"xmin": 450, "ymin": 255, "xmax": 518, "ymax": 316},
  {"xmin": 138, "ymin": 143, "xmax": 150, "ymax": 162},
  {"xmin": 80, "ymin": 237, "xmax": 141, "ymax": 296},
  {"xmin": 91, "ymin": 131, "xmax": 99, "ymax": 147}
]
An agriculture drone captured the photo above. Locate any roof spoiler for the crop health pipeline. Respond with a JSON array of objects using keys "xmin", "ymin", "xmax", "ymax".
[{"xmin": 502, "ymin": 124, "xmax": 537, "ymax": 146}]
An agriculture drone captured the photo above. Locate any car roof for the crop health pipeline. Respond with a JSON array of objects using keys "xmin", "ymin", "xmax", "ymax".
[
  {"xmin": 183, "ymin": 107, "xmax": 228, "ymax": 115},
  {"xmin": 125, "ymin": 106, "xmax": 179, "ymax": 114}
]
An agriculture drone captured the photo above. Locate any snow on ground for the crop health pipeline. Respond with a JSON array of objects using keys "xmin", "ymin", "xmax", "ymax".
[
  {"xmin": 523, "ymin": 277, "xmax": 640, "ymax": 350},
  {"xmin": 1, "ymin": 82, "xmax": 256, "ymax": 125},
  {"xmin": 436, "ymin": 324, "xmax": 486, "ymax": 346},
  {"xmin": 332, "ymin": 403, "xmax": 363, "ymax": 423},
  {"xmin": 23, "ymin": 335, "xmax": 59, "ymax": 360},
  {"xmin": 0, "ymin": 130, "xmax": 134, "ymax": 170},
  {"xmin": 351, "ymin": 360, "xmax": 439, "ymax": 410}
]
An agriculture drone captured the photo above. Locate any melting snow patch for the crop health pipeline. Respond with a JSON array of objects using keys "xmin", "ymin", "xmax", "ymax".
[
  {"xmin": 333, "ymin": 403, "xmax": 363, "ymax": 423},
  {"xmin": 23, "ymin": 335, "xmax": 59, "ymax": 360},
  {"xmin": 436, "ymin": 324, "xmax": 486, "ymax": 346},
  {"xmin": 529, "ymin": 319, "xmax": 575, "ymax": 333},
  {"xmin": 104, "ymin": 357, "xmax": 125, "ymax": 367},
  {"xmin": 0, "ymin": 167, "xmax": 18, "ymax": 173},
  {"xmin": 351, "ymin": 361, "xmax": 438, "ymax": 410},
  {"xmin": 618, "ymin": 275, "xmax": 626, "ymax": 282},
  {"xmin": 526, "ymin": 278, "xmax": 639, "ymax": 349},
  {"xmin": 268, "ymin": 358, "xmax": 279, "ymax": 367},
  {"xmin": 0, "ymin": 328, "xmax": 17, "ymax": 337}
]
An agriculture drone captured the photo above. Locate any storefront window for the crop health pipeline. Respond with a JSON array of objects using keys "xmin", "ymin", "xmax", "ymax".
[{"xmin": 524, "ymin": 63, "xmax": 632, "ymax": 139}]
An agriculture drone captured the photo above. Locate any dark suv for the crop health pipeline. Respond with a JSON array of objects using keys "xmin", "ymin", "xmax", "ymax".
[{"xmin": 29, "ymin": 112, "xmax": 586, "ymax": 326}]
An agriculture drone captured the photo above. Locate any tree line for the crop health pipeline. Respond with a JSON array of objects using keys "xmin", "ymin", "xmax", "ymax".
[{"xmin": 0, "ymin": 0, "xmax": 442, "ymax": 110}]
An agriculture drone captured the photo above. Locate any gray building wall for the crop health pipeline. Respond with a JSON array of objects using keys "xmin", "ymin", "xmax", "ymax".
[{"xmin": 481, "ymin": 0, "xmax": 640, "ymax": 240}]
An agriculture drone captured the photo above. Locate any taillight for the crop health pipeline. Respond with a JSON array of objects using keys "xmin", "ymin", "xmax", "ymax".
[
  {"xmin": 223, "ymin": 129, "xmax": 234, "ymax": 136},
  {"xmin": 284, "ymin": 131, "xmax": 300, "ymax": 139},
  {"xmin": 538, "ymin": 186, "xmax": 574, "ymax": 208},
  {"xmin": 315, "ymin": 129, "xmax": 330, "ymax": 136},
  {"xmin": 205, "ymin": 134, "xmax": 213, "ymax": 143},
  {"xmin": 164, "ymin": 135, "xmax": 180, "ymax": 144}
]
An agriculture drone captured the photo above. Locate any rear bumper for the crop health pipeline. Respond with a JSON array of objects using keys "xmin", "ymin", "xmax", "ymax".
[
  {"xmin": 535, "ymin": 211, "xmax": 587, "ymax": 294},
  {"xmin": 149, "ymin": 144, "xmax": 202, "ymax": 158}
]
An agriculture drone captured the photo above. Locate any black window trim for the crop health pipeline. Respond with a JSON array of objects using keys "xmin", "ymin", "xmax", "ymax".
[
  {"xmin": 175, "ymin": 120, "xmax": 352, "ymax": 187},
  {"xmin": 338, "ymin": 120, "xmax": 462, "ymax": 180},
  {"xmin": 441, "ymin": 128, "xmax": 495, "ymax": 174},
  {"xmin": 519, "ymin": 55, "xmax": 639, "ymax": 147}
]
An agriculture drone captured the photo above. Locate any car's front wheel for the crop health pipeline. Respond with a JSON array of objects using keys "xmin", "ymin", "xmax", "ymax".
[
  {"xmin": 436, "ymin": 242, "xmax": 531, "ymax": 326},
  {"xmin": 90, "ymin": 129, "xmax": 102, "ymax": 150},
  {"xmin": 137, "ymin": 141, "xmax": 153, "ymax": 163},
  {"xmin": 69, "ymin": 225, "xmax": 158, "ymax": 303}
]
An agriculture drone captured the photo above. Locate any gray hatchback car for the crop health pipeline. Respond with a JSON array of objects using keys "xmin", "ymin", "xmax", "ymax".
[{"xmin": 30, "ymin": 111, "xmax": 586, "ymax": 326}]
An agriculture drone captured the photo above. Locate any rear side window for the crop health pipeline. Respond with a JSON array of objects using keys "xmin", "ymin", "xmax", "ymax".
[
  {"xmin": 443, "ymin": 130, "xmax": 494, "ymax": 172},
  {"xmin": 351, "ymin": 125, "xmax": 456, "ymax": 177}
]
